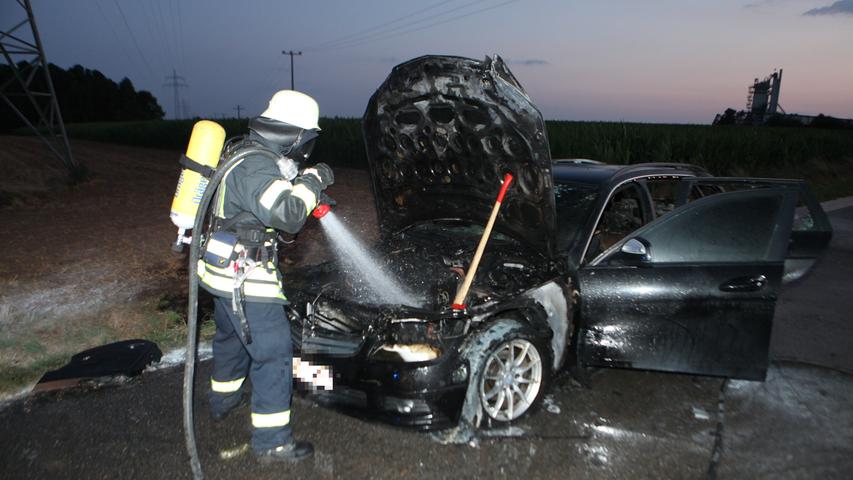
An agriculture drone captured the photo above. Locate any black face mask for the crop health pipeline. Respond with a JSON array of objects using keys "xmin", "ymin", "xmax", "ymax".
[
  {"xmin": 289, "ymin": 134, "xmax": 317, "ymax": 161},
  {"xmin": 248, "ymin": 116, "xmax": 319, "ymax": 160}
]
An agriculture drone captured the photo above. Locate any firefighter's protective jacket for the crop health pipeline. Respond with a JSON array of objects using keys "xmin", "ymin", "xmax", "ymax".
[{"xmin": 198, "ymin": 141, "xmax": 326, "ymax": 304}]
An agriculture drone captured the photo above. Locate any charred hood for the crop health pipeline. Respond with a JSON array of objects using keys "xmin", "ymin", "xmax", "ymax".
[{"xmin": 363, "ymin": 55, "xmax": 556, "ymax": 257}]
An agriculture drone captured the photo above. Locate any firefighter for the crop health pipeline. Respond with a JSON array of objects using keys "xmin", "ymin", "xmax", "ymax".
[{"xmin": 197, "ymin": 90, "xmax": 332, "ymax": 463}]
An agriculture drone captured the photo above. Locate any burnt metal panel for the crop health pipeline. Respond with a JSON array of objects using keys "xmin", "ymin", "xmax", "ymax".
[{"xmin": 363, "ymin": 55, "xmax": 555, "ymax": 257}]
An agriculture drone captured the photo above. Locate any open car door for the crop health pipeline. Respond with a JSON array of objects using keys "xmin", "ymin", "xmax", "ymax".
[
  {"xmin": 576, "ymin": 187, "xmax": 798, "ymax": 380},
  {"xmin": 675, "ymin": 178, "xmax": 832, "ymax": 283}
]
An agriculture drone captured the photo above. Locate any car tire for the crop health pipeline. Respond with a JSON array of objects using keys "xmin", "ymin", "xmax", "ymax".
[{"xmin": 461, "ymin": 319, "xmax": 551, "ymax": 427}]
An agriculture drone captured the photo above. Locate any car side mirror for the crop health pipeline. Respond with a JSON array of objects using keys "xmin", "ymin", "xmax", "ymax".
[
  {"xmin": 622, "ymin": 238, "xmax": 648, "ymax": 257},
  {"xmin": 609, "ymin": 237, "xmax": 651, "ymax": 266}
]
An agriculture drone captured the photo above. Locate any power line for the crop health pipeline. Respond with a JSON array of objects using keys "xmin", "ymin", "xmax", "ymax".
[
  {"xmin": 314, "ymin": 0, "xmax": 518, "ymax": 52},
  {"xmin": 138, "ymin": 0, "xmax": 170, "ymax": 71},
  {"xmin": 153, "ymin": 0, "xmax": 171, "ymax": 57},
  {"xmin": 303, "ymin": 0, "xmax": 455, "ymax": 51},
  {"xmin": 92, "ymin": 0, "xmax": 138, "ymax": 77},
  {"xmin": 233, "ymin": 105, "xmax": 243, "ymax": 119},
  {"xmin": 168, "ymin": 0, "xmax": 182, "ymax": 62},
  {"xmin": 174, "ymin": 0, "xmax": 187, "ymax": 70},
  {"xmin": 159, "ymin": 0, "xmax": 181, "ymax": 69},
  {"xmin": 111, "ymin": 0, "xmax": 156, "ymax": 80},
  {"xmin": 282, "ymin": 50, "xmax": 302, "ymax": 90},
  {"xmin": 306, "ymin": 0, "xmax": 489, "ymax": 52},
  {"xmin": 152, "ymin": 0, "xmax": 177, "ymax": 69}
]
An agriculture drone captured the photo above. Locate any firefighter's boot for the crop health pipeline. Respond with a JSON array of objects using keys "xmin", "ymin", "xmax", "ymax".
[{"xmin": 255, "ymin": 440, "xmax": 314, "ymax": 464}]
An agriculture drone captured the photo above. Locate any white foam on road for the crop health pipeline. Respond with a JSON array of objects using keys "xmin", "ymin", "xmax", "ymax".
[
  {"xmin": 145, "ymin": 342, "xmax": 214, "ymax": 371},
  {"xmin": 0, "ymin": 384, "xmax": 37, "ymax": 411}
]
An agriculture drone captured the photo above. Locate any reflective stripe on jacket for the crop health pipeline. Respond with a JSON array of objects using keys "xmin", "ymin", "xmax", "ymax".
[{"xmin": 197, "ymin": 252, "xmax": 286, "ymax": 303}]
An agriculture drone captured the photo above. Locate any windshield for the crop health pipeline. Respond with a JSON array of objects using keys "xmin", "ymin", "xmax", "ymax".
[{"xmin": 554, "ymin": 182, "xmax": 600, "ymax": 252}]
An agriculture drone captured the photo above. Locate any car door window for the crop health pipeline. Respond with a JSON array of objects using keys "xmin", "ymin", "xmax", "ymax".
[
  {"xmin": 602, "ymin": 188, "xmax": 796, "ymax": 264},
  {"xmin": 792, "ymin": 201, "xmax": 817, "ymax": 231},
  {"xmin": 644, "ymin": 178, "xmax": 680, "ymax": 218},
  {"xmin": 677, "ymin": 179, "xmax": 831, "ymax": 234},
  {"xmin": 585, "ymin": 182, "xmax": 648, "ymax": 263}
]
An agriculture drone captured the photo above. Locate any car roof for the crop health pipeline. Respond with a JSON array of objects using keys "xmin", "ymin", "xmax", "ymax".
[{"xmin": 552, "ymin": 160, "xmax": 710, "ymax": 186}]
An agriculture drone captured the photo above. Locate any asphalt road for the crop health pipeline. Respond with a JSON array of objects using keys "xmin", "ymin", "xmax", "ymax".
[{"xmin": 1, "ymin": 205, "xmax": 852, "ymax": 480}]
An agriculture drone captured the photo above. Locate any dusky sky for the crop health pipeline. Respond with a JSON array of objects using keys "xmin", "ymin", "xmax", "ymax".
[{"xmin": 4, "ymin": 0, "xmax": 852, "ymax": 123}]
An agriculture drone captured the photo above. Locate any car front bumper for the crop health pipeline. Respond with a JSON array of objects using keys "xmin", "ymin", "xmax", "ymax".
[{"xmin": 301, "ymin": 351, "xmax": 469, "ymax": 431}]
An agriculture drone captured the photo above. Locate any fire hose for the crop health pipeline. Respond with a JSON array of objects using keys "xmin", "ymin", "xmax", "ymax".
[{"xmin": 182, "ymin": 146, "xmax": 278, "ymax": 480}]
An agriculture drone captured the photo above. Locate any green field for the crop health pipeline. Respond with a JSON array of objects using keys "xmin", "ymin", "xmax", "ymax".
[
  {"xmin": 58, "ymin": 118, "xmax": 853, "ymax": 200},
  {"xmin": 59, "ymin": 117, "xmax": 366, "ymax": 173}
]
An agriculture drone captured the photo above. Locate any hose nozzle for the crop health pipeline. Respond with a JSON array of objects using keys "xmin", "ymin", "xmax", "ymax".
[{"xmin": 312, "ymin": 203, "xmax": 331, "ymax": 219}]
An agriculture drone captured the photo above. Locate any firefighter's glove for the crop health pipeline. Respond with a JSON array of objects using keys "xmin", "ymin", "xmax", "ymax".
[
  {"xmin": 302, "ymin": 163, "xmax": 334, "ymax": 189},
  {"xmin": 319, "ymin": 191, "xmax": 337, "ymax": 206}
]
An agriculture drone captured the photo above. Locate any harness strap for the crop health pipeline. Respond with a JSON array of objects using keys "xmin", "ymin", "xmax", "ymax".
[
  {"xmin": 215, "ymin": 212, "xmax": 254, "ymax": 233},
  {"xmin": 212, "ymin": 214, "xmax": 277, "ymax": 244},
  {"xmin": 232, "ymin": 252, "xmax": 258, "ymax": 344},
  {"xmin": 179, "ymin": 154, "xmax": 216, "ymax": 178}
]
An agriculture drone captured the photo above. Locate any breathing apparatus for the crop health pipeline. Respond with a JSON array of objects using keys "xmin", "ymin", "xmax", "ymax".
[
  {"xmin": 169, "ymin": 121, "xmax": 227, "ymax": 252},
  {"xmin": 172, "ymin": 114, "xmax": 328, "ymax": 479}
]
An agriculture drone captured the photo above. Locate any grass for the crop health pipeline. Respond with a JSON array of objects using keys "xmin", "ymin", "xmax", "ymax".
[
  {"xmin": 0, "ymin": 143, "xmax": 68, "ymax": 207},
  {"xmin": 0, "ymin": 296, "xmax": 216, "ymax": 397},
  {"xmin": 0, "ymin": 354, "xmax": 68, "ymax": 394},
  {"xmin": 144, "ymin": 308, "xmax": 216, "ymax": 348}
]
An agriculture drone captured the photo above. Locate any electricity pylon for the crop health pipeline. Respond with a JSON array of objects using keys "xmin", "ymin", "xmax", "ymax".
[{"xmin": 1, "ymin": 0, "xmax": 84, "ymax": 180}]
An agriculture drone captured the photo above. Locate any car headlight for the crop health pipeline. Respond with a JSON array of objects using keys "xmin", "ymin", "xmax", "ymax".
[{"xmin": 373, "ymin": 343, "xmax": 441, "ymax": 362}]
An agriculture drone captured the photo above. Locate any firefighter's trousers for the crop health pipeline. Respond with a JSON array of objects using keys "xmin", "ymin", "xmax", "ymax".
[{"xmin": 209, "ymin": 296, "xmax": 293, "ymax": 452}]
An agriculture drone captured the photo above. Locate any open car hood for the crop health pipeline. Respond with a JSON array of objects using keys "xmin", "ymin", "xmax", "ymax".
[{"xmin": 363, "ymin": 55, "xmax": 556, "ymax": 257}]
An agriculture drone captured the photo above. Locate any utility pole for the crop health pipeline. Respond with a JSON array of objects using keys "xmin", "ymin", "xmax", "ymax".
[
  {"xmin": 0, "ymin": 0, "xmax": 83, "ymax": 180},
  {"xmin": 233, "ymin": 104, "xmax": 243, "ymax": 119},
  {"xmin": 281, "ymin": 50, "xmax": 302, "ymax": 90},
  {"xmin": 164, "ymin": 69, "xmax": 188, "ymax": 119}
]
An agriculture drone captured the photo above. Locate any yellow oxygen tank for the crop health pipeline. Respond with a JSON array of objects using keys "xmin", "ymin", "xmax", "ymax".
[{"xmin": 170, "ymin": 120, "xmax": 226, "ymax": 250}]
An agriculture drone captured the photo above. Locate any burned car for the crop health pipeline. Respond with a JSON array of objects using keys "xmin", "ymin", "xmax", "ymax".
[{"xmin": 286, "ymin": 55, "xmax": 832, "ymax": 431}]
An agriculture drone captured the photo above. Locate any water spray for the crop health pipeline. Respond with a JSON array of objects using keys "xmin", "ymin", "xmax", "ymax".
[
  {"xmin": 316, "ymin": 207, "xmax": 420, "ymax": 307},
  {"xmin": 452, "ymin": 172, "xmax": 514, "ymax": 311}
]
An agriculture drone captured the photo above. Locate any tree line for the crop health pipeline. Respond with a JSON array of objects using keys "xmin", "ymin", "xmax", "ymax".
[{"xmin": 0, "ymin": 63, "xmax": 164, "ymax": 132}]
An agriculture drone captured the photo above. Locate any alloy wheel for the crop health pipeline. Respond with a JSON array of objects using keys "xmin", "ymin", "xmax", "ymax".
[{"xmin": 479, "ymin": 338, "xmax": 543, "ymax": 422}]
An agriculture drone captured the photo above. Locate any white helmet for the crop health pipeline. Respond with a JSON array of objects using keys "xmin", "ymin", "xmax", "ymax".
[{"xmin": 260, "ymin": 90, "xmax": 321, "ymax": 130}]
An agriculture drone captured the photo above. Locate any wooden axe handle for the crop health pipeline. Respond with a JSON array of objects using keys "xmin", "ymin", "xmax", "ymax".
[{"xmin": 452, "ymin": 173, "xmax": 514, "ymax": 310}]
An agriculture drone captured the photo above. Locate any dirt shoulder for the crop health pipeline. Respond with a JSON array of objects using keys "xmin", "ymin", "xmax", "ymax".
[{"xmin": 0, "ymin": 136, "xmax": 376, "ymax": 394}]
